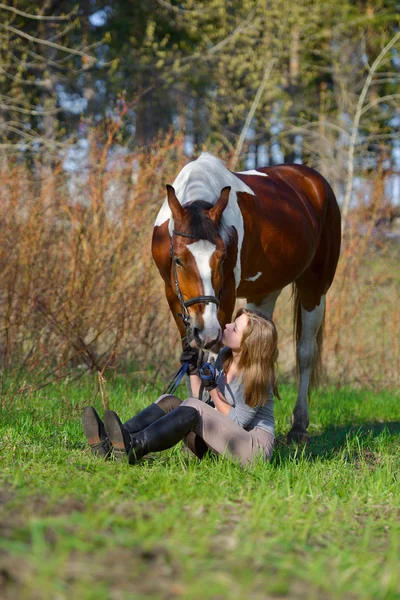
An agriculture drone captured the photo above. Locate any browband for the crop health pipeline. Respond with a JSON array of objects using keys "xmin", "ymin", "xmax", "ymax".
[{"xmin": 172, "ymin": 229, "xmax": 198, "ymax": 239}]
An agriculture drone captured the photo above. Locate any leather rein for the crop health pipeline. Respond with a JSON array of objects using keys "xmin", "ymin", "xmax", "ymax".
[{"xmin": 170, "ymin": 229, "xmax": 221, "ymax": 328}]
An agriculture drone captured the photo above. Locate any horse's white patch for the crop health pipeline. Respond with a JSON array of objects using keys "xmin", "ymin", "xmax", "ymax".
[
  {"xmin": 186, "ymin": 240, "xmax": 220, "ymax": 342},
  {"xmin": 293, "ymin": 295, "xmax": 326, "ymax": 430},
  {"xmin": 154, "ymin": 153, "xmax": 256, "ymax": 288},
  {"xmin": 245, "ymin": 271, "xmax": 262, "ymax": 281},
  {"xmin": 237, "ymin": 169, "xmax": 268, "ymax": 177}
]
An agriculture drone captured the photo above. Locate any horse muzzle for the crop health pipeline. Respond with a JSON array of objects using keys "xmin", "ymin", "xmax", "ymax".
[{"xmin": 191, "ymin": 325, "xmax": 222, "ymax": 351}]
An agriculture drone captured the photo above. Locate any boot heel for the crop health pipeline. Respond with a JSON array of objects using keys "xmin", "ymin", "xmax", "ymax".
[
  {"xmin": 104, "ymin": 410, "xmax": 132, "ymax": 461},
  {"xmin": 81, "ymin": 406, "xmax": 111, "ymax": 458}
]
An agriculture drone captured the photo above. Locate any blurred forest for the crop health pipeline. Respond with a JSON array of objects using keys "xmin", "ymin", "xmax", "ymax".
[
  {"xmin": 0, "ymin": 1, "xmax": 399, "ymax": 390},
  {"xmin": 1, "ymin": 2, "xmax": 399, "ymax": 182}
]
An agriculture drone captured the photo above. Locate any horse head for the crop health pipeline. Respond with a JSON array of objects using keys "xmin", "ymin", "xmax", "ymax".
[{"xmin": 166, "ymin": 184, "xmax": 231, "ymax": 350}]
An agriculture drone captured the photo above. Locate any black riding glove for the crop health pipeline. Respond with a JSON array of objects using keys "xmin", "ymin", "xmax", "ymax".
[
  {"xmin": 179, "ymin": 340, "xmax": 200, "ymax": 375},
  {"xmin": 198, "ymin": 362, "xmax": 218, "ymax": 393}
]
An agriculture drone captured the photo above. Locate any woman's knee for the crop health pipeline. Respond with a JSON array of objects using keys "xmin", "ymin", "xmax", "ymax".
[
  {"xmin": 155, "ymin": 394, "xmax": 182, "ymax": 413},
  {"xmin": 181, "ymin": 397, "xmax": 204, "ymax": 412}
]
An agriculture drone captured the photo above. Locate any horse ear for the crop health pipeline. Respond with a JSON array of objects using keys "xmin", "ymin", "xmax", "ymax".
[
  {"xmin": 209, "ymin": 186, "xmax": 230, "ymax": 224},
  {"xmin": 166, "ymin": 185, "xmax": 184, "ymax": 222}
]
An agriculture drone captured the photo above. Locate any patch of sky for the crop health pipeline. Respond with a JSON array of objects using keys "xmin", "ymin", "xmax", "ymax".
[
  {"xmin": 392, "ymin": 139, "xmax": 400, "ymax": 168},
  {"xmin": 294, "ymin": 134, "xmax": 303, "ymax": 164},
  {"xmin": 184, "ymin": 135, "xmax": 194, "ymax": 157},
  {"xmin": 339, "ymin": 111, "xmax": 353, "ymax": 130},
  {"xmin": 62, "ymin": 138, "xmax": 90, "ymax": 173},
  {"xmin": 391, "ymin": 176, "xmax": 400, "ymax": 205},
  {"xmin": 56, "ymin": 84, "xmax": 87, "ymax": 115},
  {"xmin": 390, "ymin": 111, "xmax": 400, "ymax": 128},
  {"xmin": 95, "ymin": 79, "xmax": 107, "ymax": 96},
  {"xmin": 391, "ymin": 48, "xmax": 400, "ymax": 69},
  {"xmin": 105, "ymin": 144, "xmax": 129, "ymax": 171},
  {"xmin": 271, "ymin": 141, "xmax": 284, "ymax": 164},
  {"xmin": 245, "ymin": 144, "xmax": 257, "ymax": 170},
  {"xmin": 94, "ymin": 43, "xmax": 111, "ymax": 67},
  {"xmin": 391, "ymin": 140, "xmax": 400, "ymax": 205},
  {"xmin": 89, "ymin": 9, "xmax": 109, "ymax": 28},
  {"xmin": 257, "ymin": 144, "xmax": 269, "ymax": 167},
  {"xmin": 172, "ymin": 114, "xmax": 181, "ymax": 129},
  {"xmin": 105, "ymin": 106, "xmax": 120, "ymax": 120},
  {"xmin": 270, "ymin": 103, "xmax": 284, "ymax": 136}
]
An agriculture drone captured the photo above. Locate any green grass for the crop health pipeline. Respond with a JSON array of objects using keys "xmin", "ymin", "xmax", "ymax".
[{"xmin": 1, "ymin": 376, "xmax": 399, "ymax": 600}]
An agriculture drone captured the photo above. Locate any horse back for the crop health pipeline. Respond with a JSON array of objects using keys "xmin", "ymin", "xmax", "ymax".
[
  {"xmin": 236, "ymin": 163, "xmax": 336, "ymax": 225},
  {"xmin": 234, "ymin": 164, "xmax": 341, "ymax": 296}
]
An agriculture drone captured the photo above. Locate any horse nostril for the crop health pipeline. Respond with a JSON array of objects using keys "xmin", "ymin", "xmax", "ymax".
[{"xmin": 193, "ymin": 327, "xmax": 201, "ymax": 341}]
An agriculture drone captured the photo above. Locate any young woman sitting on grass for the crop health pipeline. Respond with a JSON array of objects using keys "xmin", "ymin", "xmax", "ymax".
[{"xmin": 82, "ymin": 309, "xmax": 279, "ymax": 467}]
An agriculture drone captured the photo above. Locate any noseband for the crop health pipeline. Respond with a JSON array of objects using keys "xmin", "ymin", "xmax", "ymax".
[{"xmin": 170, "ymin": 229, "xmax": 220, "ymax": 328}]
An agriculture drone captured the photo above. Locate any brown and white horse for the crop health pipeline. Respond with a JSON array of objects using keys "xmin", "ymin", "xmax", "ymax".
[{"xmin": 152, "ymin": 153, "xmax": 341, "ymax": 441}]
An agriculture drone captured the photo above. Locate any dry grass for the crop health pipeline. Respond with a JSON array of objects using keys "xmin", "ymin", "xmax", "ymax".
[
  {"xmin": 0, "ymin": 130, "xmax": 188, "ymax": 390},
  {"xmin": 0, "ymin": 131, "xmax": 398, "ymax": 390}
]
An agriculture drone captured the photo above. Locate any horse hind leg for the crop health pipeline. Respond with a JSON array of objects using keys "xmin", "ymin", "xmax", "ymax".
[{"xmin": 287, "ymin": 293, "xmax": 326, "ymax": 443}]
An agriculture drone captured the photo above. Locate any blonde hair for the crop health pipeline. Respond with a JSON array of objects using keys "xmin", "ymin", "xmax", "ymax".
[{"xmin": 223, "ymin": 308, "xmax": 280, "ymax": 408}]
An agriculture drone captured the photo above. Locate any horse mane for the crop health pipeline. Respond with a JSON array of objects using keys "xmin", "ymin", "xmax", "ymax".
[
  {"xmin": 185, "ymin": 201, "xmax": 234, "ymax": 247},
  {"xmin": 170, "ymin": 153, "xmax": 238, "ymax": 246},
  {"xmin": 185, "ymin": 201, "xmax": 218, "ymax": 243}
]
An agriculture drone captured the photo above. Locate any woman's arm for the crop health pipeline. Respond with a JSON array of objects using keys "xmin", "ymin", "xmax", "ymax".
[
  {"xmin": 209, "ymin": 388, "xmax": 232, "ymax": 416},
  {"xmin": 190, "ymin": 375, "xmax": 231, "ymax": 416},
  {"xmin": 189, "ymin": 374, "xmax": 202, "ymax": 398}
]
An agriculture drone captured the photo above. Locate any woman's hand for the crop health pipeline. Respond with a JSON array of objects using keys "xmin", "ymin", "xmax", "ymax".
[
  {"xmin": 198, "ymin": 362, "xmax": 218, "ymax": 392},
  {"xmin": 179, "ymin": 341, "xmax": 200, "ymax": 375}
]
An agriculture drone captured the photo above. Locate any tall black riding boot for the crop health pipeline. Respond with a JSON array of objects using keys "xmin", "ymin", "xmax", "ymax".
[
  {"xmin": 104, "ymin": 406, "xmax": 199, "ymax": 465},
  {"xmin": 104, "ymin": 403, "xmax": 166, "ymax": 460},
  {"xmin": 124, "ymin": 403, "xmax": 166, "ymax": 434},
  {"xmin": 128, "ymin": 406, "xmax": 200, "ymax": 465}
]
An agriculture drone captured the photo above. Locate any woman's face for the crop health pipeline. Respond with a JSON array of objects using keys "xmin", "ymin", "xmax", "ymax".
[{"xmin": 221, "ymin": 314, "xmax": 249, "ymax": 351}]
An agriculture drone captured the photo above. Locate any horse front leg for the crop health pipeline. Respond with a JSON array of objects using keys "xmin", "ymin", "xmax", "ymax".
[{"xmin": 288, "ymin": 295, "xmax": 326, "ymax": 443}]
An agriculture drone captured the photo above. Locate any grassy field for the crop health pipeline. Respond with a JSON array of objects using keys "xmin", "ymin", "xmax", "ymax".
[{"xmin": 0, "ymin": 376, "xmax": 399, "ymax": 600}]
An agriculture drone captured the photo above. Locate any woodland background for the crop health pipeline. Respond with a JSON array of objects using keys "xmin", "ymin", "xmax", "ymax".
[{"xmin": 0, "ymin": 0, "xmax": 399, "ymax": 394}]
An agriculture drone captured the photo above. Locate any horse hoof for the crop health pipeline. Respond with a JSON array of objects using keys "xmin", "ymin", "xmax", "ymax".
[{"xmin": 287, "ymin": 429, "xmax": 309, "ymax": 444}]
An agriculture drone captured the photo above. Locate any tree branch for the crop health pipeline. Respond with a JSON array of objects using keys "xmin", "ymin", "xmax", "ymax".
[
  {"xmin": 230, "ymin": 58, "xmax": 276, "ymax": 170},
  {"xmin": 341, "ymin": 31, "xmax": 400, "ymax": 231},
  {"xmin": 0, "ymin": 3, "xmax": 76, "ymax": 21},
  {"xmin": 0, "ymin": 23, "xmax": 97, "ymax": 63}
]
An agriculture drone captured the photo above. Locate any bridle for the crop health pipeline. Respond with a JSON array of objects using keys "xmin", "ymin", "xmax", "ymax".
[{"xmin": 170, "ymin": 229, "xmax": 221, "ymax": 328}]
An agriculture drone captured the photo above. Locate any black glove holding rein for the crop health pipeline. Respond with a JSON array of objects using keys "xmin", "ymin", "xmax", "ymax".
[
  {"xmin": 198, "ymin": 362, "xmax": 218, "ymax": 393},
  {"xmin": 179, "ymin": 340, "xmax": 201, "ymax": 375}
]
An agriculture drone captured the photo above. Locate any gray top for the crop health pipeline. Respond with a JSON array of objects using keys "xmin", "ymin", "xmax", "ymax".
[{"xmin": 205, "ymin": 347, "xmax": 275, "ymax": 436}]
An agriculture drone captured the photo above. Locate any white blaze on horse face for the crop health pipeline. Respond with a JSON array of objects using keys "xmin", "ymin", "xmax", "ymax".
[{"xmin": 186, "ymin": 240, "xmax": 221, "ymax": 345}]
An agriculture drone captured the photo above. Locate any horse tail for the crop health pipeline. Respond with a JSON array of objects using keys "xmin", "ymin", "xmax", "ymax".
[{"xmin": 292, "ymin": 284, "xmax": 324, "ymax": 396}]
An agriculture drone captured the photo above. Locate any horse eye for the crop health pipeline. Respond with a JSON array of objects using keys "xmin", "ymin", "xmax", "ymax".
[{"xmin": 174, "ymin": 257, "xmax": 183, "ymax": 267}]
